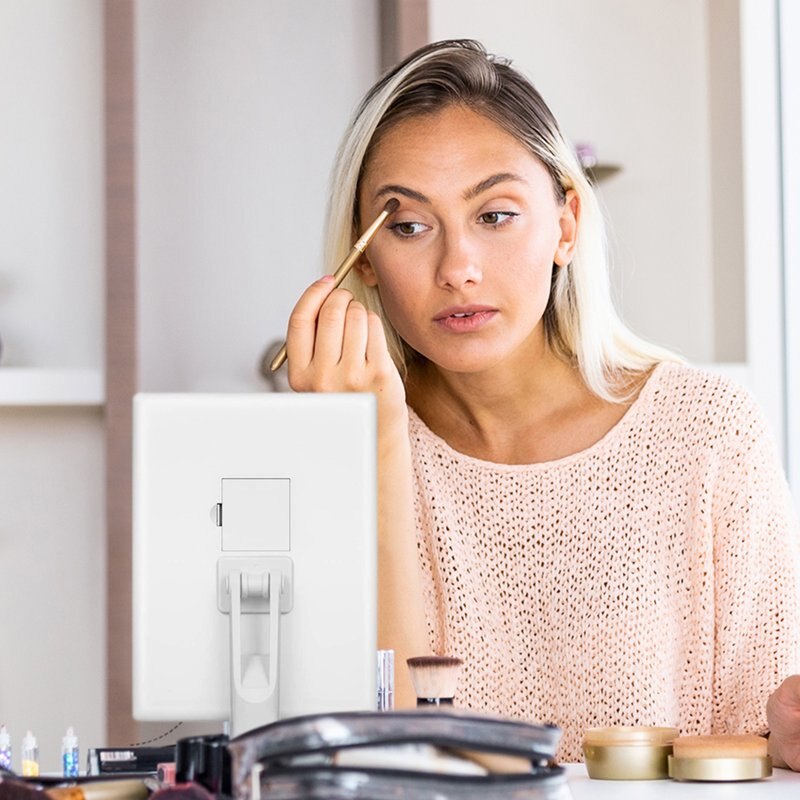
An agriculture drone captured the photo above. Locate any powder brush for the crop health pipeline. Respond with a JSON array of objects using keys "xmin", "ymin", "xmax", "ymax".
[{"xmin": 406, "ymin": 655, "xmax": 463, "ymax": 707}]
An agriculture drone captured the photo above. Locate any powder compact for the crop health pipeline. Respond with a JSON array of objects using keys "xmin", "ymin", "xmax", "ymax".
[
  {"xmin": 582, "ymin": 726, "xmax": 679, "ymax": 780},
  {"xmin": 668, "ymin": 734, "xmax": 772, "ymax": 781}
]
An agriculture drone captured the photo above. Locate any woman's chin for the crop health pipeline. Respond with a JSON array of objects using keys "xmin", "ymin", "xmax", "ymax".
[{"xmin": 418, "ymin": 349, "xmax": 511, "ymax": 377}]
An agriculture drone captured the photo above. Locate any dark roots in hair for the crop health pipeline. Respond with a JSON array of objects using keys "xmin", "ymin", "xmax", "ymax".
[{"xmin": 353, "ymin": 39, "xmax": 567, "ymax": 224}]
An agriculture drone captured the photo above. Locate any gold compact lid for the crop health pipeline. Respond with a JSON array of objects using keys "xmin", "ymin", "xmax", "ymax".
[
  {"xmin": 669, "ymin": 754, "xmax": 772, "ymax": 782},
  {"xmin": 583, "ymin": 726, "xmax": 680, "ymax": 747}
]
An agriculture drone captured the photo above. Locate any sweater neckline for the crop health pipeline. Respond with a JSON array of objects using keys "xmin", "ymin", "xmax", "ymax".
[{"xmin": 407, "ymin": 361, "xmax": 672, "ymax": 471}]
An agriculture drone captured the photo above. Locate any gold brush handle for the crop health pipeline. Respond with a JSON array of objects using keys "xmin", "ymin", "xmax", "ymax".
[{"xmin": 269, "ymin": 198, "xmax": 399, "ymax": 372}]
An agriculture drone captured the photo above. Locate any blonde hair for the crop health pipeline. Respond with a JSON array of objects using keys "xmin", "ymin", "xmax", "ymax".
[{"xmin": 324, "ymin": 39, "xmax": 680, "ymax": 402}]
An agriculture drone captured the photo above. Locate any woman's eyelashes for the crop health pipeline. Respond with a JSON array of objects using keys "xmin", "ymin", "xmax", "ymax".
[
  {"xmin": 389, "ymin": 219, "xmax": 430, "ymax": 238},
  {"xmin": 478, "ymin": 210, "xmax": 519, "ymax": 227},
  {"xmin": 388, "ymin": 210, "xmax": 520, "ymax": 239}
]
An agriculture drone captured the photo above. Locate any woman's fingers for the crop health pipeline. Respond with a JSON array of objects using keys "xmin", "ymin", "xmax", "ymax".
[
  {"xmin": 340, "ymin": 301, "xmax": 370, "ymax": 373},
  {"xmin": 285, "ymin": 276, "xmax": 390, "ymax": 392},
  {"xmin": 284, "ymin": 275, "xmax": 336, "ymax": 371},
  {"xmin": 312, "ymin": 286, "xmax": 356, "ymax": 367}
]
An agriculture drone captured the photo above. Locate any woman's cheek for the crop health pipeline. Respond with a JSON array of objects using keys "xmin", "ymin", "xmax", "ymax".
[{"xmin": 376, "ymin": 279, "xmax": 424, "ymax": 346}]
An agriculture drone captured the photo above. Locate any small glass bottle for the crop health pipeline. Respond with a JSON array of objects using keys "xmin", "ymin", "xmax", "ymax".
[
  {"xmin": 0, "ymin": 725, "xmax": 12, "ymax": 771},
  {"xmin": 62, "ymin": 727, "xmax": 79, "ymax": 777},
  {"xmin": 21, "ymin": 730, "xmax": 39, "ymax": 776}
]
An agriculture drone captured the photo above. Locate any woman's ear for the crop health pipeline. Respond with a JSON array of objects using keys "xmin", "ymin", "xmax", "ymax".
[
  {"xmin": 554, "ymin": 189, "xmax": 579, "ymax": 267},
  {"xmin": 355, "ymin": 254, "xmax": 379, "ymax": 287}
]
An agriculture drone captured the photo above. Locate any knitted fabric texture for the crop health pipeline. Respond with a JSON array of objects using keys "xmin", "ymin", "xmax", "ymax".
[{"xmin": 409, "ymin": 362, "xmax": 800, "ymax": 762}]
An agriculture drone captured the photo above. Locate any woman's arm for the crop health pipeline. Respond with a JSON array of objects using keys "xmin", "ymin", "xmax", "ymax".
[
  {"xmin": 375, "ymin": 409, "xmax": 432, "ymax": 707},
  {"xmin": 710, "ymin": 382, "xmax": 800, "ymax": 753},
  {"xmin": 285, "ymin": 277, "xmax": 430, "ymax": 708}
]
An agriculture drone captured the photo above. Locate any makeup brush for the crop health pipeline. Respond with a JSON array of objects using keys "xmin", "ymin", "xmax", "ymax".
[
  {"xmin": 269, "ymin": 197, "xmax": 400, "ymax": 372},
  {"xmin": 406, "ymin": 655, "xmax": 463, "ymax": 707},
  {"xmin": 405, "ymin": 656, "xmax": 535, "ymax": 774}
]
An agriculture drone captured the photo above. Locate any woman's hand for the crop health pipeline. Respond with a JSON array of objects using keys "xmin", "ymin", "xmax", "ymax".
[
  {"xmin": 285, "ymin": 275, "xmax": 406, "ymax": 425},
  {"xmin": 767, "ymin": 675, "xmax": 800, "ymax": 769}
]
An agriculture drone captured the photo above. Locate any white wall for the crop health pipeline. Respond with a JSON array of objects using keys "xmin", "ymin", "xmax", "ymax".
[
  {"xmin": 707, "ymin": 0, "xmax": 745, "ymax": 363},
  {"xmin": 0, "ymin": 409, "xmax": 105, "ymax": 773},
  {"xmin": 136, "ymin": 0, "xmax": 381, "ymax": 393},
  {"xmin": 0, "ymin": 1, "xmax": 106, "ymax": 772},
  {"xmin": 738, "ymin": 0, "xmax": 786, "ymax": 452},
  {"xmin": 0, "ymin": 1, "xmax": 104, "ymax": 368},
  {"xmin": 780, "ymin": 0, "xmax": 800, "ymax": 503}
]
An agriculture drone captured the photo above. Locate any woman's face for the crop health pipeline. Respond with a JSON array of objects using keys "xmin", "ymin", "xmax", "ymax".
[{"xmin": 357, "ymin": 105, "xmax": 578, "ymax": 376}]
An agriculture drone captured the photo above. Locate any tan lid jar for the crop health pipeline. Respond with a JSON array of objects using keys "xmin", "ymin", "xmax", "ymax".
[
  {"xmin": 583, "ymin": 726, "xmax": 680, "ymax": 780},
  {"xmin": 668, "ymin": 734, "xmax": 772, "ymax": 781}
]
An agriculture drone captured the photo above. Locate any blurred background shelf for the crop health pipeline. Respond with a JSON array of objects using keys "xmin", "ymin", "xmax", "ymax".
[
  {"xmin": 0, "ymin": 367, "xmax": 104, "ymax": 406},
  {"xmin": 584, "ymin": 163, "xmax": 622, "ymax": 183}
]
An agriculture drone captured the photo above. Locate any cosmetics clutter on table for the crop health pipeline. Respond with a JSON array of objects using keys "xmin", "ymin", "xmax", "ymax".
[
  {"xmin": 165, "ymin": 655, "xmax": 783, "ymax": 797},
  {"xmin": 0, "ymin": 724, "xmax": 173, "ymax": 800},
  {"xmin": 0, "ymin": 655, "xmax": 568, "ymax": 800},
  {"xmin": 0, "ymin": 655, "xmax": 783, "ymax": 800},
  {"xmin": 0, "ymin": 728, "xmax": 82, "ymax": 779}
]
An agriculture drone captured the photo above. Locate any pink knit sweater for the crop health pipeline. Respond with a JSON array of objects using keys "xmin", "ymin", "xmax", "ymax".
[{"xmin": 409, "ymin": 362, "xmax": 800, "ymax": 761}]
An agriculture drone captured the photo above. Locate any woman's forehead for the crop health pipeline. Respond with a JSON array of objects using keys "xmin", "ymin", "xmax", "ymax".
[{"xmin": 361, "ymin": 107, "xmax": 548, "ymax": 190}]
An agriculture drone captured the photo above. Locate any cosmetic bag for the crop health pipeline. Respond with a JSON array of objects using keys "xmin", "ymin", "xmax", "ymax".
[{"xmin": 225, "ymin": 709, "xmax": 571, "ymax": 800}]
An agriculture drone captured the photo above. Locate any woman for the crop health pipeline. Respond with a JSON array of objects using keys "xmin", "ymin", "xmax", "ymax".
[{"xmin": 282, "ymin": 39, "xmax": 800, "ymax": 765}]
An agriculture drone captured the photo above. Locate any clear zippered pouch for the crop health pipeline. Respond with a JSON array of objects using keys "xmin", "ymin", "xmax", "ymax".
[
  {"xmin": 227, "ymin": 709, "xmax": 570, "ymax": 800},
  {"xmin": 250, "ymin": 764, "xmax": 571, "ymax": 800}
]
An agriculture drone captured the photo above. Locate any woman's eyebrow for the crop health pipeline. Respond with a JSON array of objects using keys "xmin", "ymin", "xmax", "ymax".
[
  {"xmin": 373, "ymin": 173, "xmax": 527, "ymax": 205},
  {"xmin": 374, "ymin": 184, "xmax": 430, "ymax": 203},
  {"xmin": 464, "ymin": 172, "xmax": 527, "ymax": 200}
]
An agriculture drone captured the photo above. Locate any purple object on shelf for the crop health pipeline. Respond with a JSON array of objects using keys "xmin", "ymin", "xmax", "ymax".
[{"xmin": 574, "ymin": 141, "xmax": 597, "ymax": 169}]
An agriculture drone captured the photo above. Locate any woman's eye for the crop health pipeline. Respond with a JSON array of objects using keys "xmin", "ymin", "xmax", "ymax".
[
  {"xmin": 479, "ymin": 211, "xmax": 518, "ymax": 226},
  {"xmin": 390, "ymin": 221, "xmax": 427, "ymax": 237}
]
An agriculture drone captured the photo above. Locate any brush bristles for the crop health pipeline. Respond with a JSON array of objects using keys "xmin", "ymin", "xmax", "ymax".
[{"xmin": 406, "ymin": 656, "xmax": 463, "ymax": 701}]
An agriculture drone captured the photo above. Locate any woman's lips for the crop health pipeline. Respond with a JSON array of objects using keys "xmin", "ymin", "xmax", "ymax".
[{"xmin": 433, "ymin": 305, "xmax": 498, "ymax": 332}]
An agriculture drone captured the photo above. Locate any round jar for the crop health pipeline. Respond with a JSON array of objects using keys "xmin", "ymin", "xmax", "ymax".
[
  {"xmin": 668, "ymin": 734, "xmax": 771, "ymax": 781},
  {"xmin": 583, "ymin": 726, "xmax": 680, "ymax": 780}
]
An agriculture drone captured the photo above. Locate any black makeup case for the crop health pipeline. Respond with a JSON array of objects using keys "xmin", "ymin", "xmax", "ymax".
[{"xmin": 224, "ymin": 709, "xmax": 571, "ymax": 800}]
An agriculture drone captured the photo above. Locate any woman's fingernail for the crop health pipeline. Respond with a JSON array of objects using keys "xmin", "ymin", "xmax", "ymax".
[{"xmin": 318, "ymin": 274, "xmax": 335, "ymax": 283}]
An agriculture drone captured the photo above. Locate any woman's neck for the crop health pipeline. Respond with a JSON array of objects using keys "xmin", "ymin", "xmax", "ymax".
[{"xmin": 405, "ymin": 352, "xmax": 637, "ymax": 465}]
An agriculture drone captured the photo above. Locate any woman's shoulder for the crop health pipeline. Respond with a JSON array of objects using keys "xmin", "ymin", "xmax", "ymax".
[
  {"xmin": 646, "ymin": 360, "xmax": 758, "ymax": 408},
  {"xmin": 641, "ymin": 360, "xmax": 772, "ymax": 445}
]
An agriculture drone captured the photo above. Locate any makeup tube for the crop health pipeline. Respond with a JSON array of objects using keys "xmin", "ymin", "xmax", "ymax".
[{"xmin": 376, "ymin": 650, "xmax": 394, "ymax": 711}]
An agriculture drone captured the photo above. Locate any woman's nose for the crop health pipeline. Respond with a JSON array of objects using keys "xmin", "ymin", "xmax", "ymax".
[{"xmin": 434, "ymin": 231, "xmax": 482, "ymax": 289}]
